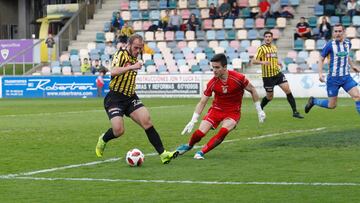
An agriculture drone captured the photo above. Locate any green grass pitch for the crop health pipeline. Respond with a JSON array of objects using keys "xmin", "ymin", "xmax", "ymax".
[{"xmin": 0, "ymin": 98, "xmax": 360, "ymax": 202}]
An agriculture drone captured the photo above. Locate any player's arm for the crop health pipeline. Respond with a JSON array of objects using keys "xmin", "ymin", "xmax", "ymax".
[
  {"xmin": 252, "ymin": 58, "xmax": 268, "ymax": 65},
  {"xmin": 194, "ymin": 94, "xmax": 210, "ymax": 115},
  {"xmin": 181, "ymin": 95, "xmax": 210, "ymax": 135},
  {"xmin": 110, "ymin": 60, "xmax": 143, "ymax": 76},
  {"xmin": 245, "ymin": 82, "xmax": 259, "ymax": 102},
  {"xmin": 252, "ymin": 58, "xmax": 269, "ymax": 65},
  {"xmin": 245, "ymin": 82, "xmax": 266, "ymax": 123},
  {"xmin": 318, "ymin": 56, "xmax": 326, "ymax": 82},
  {"xmin": 348, "ymin": 56, "xmax": 360, "ymax": 73},
  {"xmin": 319, "ymin": 42, "xmax": 332, "ymax": 82},
  {"xmin": 252, "ymin": 49, "xmax": 270, "ymax": 65}
]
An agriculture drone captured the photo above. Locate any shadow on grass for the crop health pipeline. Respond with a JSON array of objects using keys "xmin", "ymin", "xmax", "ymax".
[{"xmin": 257, "ymin": 128, "xmax": 360, "ymax": 148}]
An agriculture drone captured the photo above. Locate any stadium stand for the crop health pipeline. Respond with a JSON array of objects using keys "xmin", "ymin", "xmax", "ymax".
[{"xmin": 42, "ymin": 0, "xmax": 359, "ymax": 76}]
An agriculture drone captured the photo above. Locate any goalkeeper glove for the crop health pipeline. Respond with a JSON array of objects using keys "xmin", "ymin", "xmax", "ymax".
[
  {"xmin": 181, "ymin": 112, "xmax": 199, "ymax": 135},
  {"xmin": 255, "ymin": 101, "xmax": 266, "ymax": 123}
]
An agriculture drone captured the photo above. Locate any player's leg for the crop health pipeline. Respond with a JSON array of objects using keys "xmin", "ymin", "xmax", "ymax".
[
  {"xmin": 278, "ymin": 81, "xmax": 303, "ymax": 118},
  {"xmin": 306, "ymin": 96, "xmax": 337, "ymax": 111},
  {"xmin": 261, "ymin": 77, "xmax": 274, "ymax": 109},
  {"xmin": 96, "ymin": 115, "xmax": 125, "ymax": 157},
  {"xmin": 130, "ymin": 106, "xmax": 178, "ymax": 164},
  {"xmin": 190, "ymin": 120, "xmax": 213, "ymax": 146},
  {"xmin": 306, "ymin": 78, "xmax": 340, "ymax": 113},
  {"xmin": 130, "ymin": 106, "xmax": 164, "ymax": 154},
  {"xmin": 261, "ymin": 91, "xmax": 273, "ymax": 109},
  {"xmin": 177, "ymin": 108, "xmax": 220, "ymax": 155},
  {"xmin": 349, "ymin": 89, "xmax": 360, "ymax": 114},
  {"xmin": 189, "ymin": 108, "xmax": 221, "ymax": 147},
  {"xmin": 176, "ymin": 120, "xmax": 212, "ymax": 155},
  {"xmin": 96, "ymin": 92, "xmax": 127, "ymax": 157},
  {"xmin": 344, "ymin": 76, "xmax": 360, "ymax": 114},
  {"xmin": 195, "ymin": 118, "xmax": 237, "ymax": 160}
]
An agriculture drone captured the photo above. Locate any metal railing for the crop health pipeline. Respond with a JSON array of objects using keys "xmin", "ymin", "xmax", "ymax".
[
  {"xmin": 56, "ymin": 0, "xmax": 98, "ymax": 57},
  {"xmin": 0, "ymin": 39, "xmax": 44, "ymax": 76}
]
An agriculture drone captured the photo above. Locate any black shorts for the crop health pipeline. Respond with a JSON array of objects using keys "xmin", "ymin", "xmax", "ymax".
[
  {"xmin": 104, "ymin": 91, "xmax": 144, "ymax": 119},
  {"xmin": 262, "ymin": 72, "xmax": 288, "ymax": 92}
]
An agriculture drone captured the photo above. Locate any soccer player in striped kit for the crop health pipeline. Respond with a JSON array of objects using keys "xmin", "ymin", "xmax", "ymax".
[
  {"xmin": 252, "ymin": 31, "xmax": 304, "ymax": 118},
  {"xmin": 305, "ymin": 24, "xmax": 360, "ymax": 115},
  {"xmin": 95, "ymin": 34, "xmax": 178, "ymax": 164}
]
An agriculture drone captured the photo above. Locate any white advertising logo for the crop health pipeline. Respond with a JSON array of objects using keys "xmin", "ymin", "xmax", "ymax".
[
  {"xmin": 27, "ymin": 79, "xmax": 97, "ymax": 91},
  {"xmin": 1, "ymin": 49, "xmax": 9, "ymax": 60}
]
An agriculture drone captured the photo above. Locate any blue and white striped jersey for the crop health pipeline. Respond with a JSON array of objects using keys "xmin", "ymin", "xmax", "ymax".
[{"xmin": 321, "ymin": 39, "xmax": 351, "ymax": 77}]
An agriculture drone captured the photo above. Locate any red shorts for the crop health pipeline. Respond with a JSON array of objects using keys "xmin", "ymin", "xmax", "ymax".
[{"xmin": 203, "ymin": 107, "xmax": 241, "ymax": 129}]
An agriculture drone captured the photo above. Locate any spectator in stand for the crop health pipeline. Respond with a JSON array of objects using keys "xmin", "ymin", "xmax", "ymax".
[
  {"xmin": 103, "ymin": 59, "xmax": 111, "ymax": 70},
  {"xmin": 228, "ymin": 0, "xmax": 237, "ymax": 5},
  {"xmin": 117, "ymin": 40, "xmax": 127, "ymax": 50},
  {"xmin": 347, "ymin": 0, "xmax": 357, "ymax": 17},
  {"xmin": 115, "ymin": 29, "xmax": 121, "ymax": 41},
  {"xmin": 91, "ymin": 59, "xmax": 104, "ymax": 75},
  {"xmin": 159, "ymin": 10, "xmax": 170, "ymax": 31},
  {"xmin": 187, "ymin": 14, "xmax": 201, "ymax": 31},
  {"xmin": 144, "ymin": 43, "xmax": 155, "ymax": 58},
  {"xmin": 218, "ymin": 0, "xmax": 231, "ymax": 18},
  {"xmin": 111, "ymin": 12, "xmax": 124, "ymax": 32},
  {"xmin": 104, "ymin": 41, "xmax": 116, "ymax": 59},
  {"xmin": 269, "ymin": 0, "xmax": 281, "ymax": 18},
  {"xmin": 115, "ymin": 29, "xmax": 127, "ymax": 48},
  {"xmin": 294, "ymin": 17, "xmax": 312, "ymax": 40},
  {"xmin": 258, "ymin": 0, "xmax": 271, "ymax": 18},
  {"xmin": 318, "ymin": 17, "xmax": 331, "ymax": 40},
  {"xmin": 356, "ymin": 1, "xmax": 360, "ymax": 14},
  {"xmin": 229, "ymin": 2, "xmax": 240, "ymax": 19},
  {"xmin": 281, "ymin": 4, "xmax": 295, "ymax": 18},
  {"xmin": 250, "ymin": 7, "xmax": 259, "ymax": 18},
  {"xmin": 209, "ymin": 3, "xmax": 218, "ymax": 19},
  {"xmin": 96, "ymin": 68, "xmax": 107, "ymax": 97},
  {"xmin": 336, "ymin": 1, "xmax": 347, "ymax": 15},
  {"xmin": 119, "ymin": 21, "xmax": 134, "ymax": 43},
  {"xmin": 45, "ymin": 33, "xmax": 55, "ymax": 62},
  {"xmin": 81, "ymin": 58, "xmax": 91, "ymax": 75},
  {"xmin": 319, "ymin": 0, "xmax": 340, "ymax": 5},
  {"xmin": 168, "ymin": 9, "xmax": 182, "ymax": 31}
]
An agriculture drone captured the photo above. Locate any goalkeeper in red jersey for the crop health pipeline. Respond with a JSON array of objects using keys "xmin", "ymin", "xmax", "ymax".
[{"xmin": 176, "ymin": 53, "xmax": 266, "ymax": 160}]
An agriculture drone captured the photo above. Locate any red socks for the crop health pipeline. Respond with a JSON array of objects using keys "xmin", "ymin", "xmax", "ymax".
[
  {"xmin": 201, "ymin": 128, "xmax": 229, "ymax": 154},
  {"xmin": 189, "ymin": 129, "xmax": 206, "ymax": 146}
]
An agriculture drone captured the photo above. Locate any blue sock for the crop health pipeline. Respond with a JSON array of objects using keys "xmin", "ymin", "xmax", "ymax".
[
  {"xmin": 313, "ymin": 98, "xmax": 329, "ymax": 108},
  {"xmin": 356, "ymin": 101, "xmax": 360, "ymax": 114}
]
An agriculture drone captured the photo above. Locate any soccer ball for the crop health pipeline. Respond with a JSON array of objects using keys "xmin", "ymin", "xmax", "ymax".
[{"xmin": 126, "ymin": 148, "xmax": 145, "ymax": 167}]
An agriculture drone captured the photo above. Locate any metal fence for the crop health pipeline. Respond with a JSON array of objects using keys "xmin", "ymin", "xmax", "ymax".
[{"xmin": 56, "ymin": 0, "xmax": 99, "ymax": 58}]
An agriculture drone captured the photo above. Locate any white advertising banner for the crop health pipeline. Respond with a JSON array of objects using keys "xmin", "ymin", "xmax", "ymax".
[
  {"xmin": 135, "ymin": 74, "xmax": 202, "ymax": 97},
  {"xmin": 286, "ymin": 73, "xmax": 360, "ymax": 98},
  {"xmin": 1, "ymin": 73, "xmax": 358, "ymax": 98},
  {"xmin": 244, "ymin": 73, "xmax": 360, "ymax": 98},
  {"xmin": 282, "ymin": 73, "xmax": 328, "ymax": 98}
]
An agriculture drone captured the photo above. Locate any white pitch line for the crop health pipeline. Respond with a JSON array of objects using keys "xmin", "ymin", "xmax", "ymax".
[
  {"xmin": 0, "ymin": 105, "xmax": 188, "ymax": 118},
  {"xmin": 0, "ymin": 157, "xmax": 120, "ymax": 179},
  {"xmin": 3, "ymin": 176, "xmax": 360, "ymax": 187},
  {"xmin": 0, "ymin": 153, "xmax": 160, "ymax": 179},
  {"xmin": 0, "ymin": 127, "xmax": 326, "ymax": 179},
  {"xmin": 246, "ymin": 127, "xmax": 327, "ymax": 140}
]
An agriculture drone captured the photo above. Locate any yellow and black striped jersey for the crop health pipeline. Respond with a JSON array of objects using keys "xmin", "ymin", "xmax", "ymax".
[
  {"xmin": 109, "ymin": 49, "xmax": 138, "ymax": 96},
  {"xmin": 255, "ymin": 44, "xmax": 281, "ymax": 78}
]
